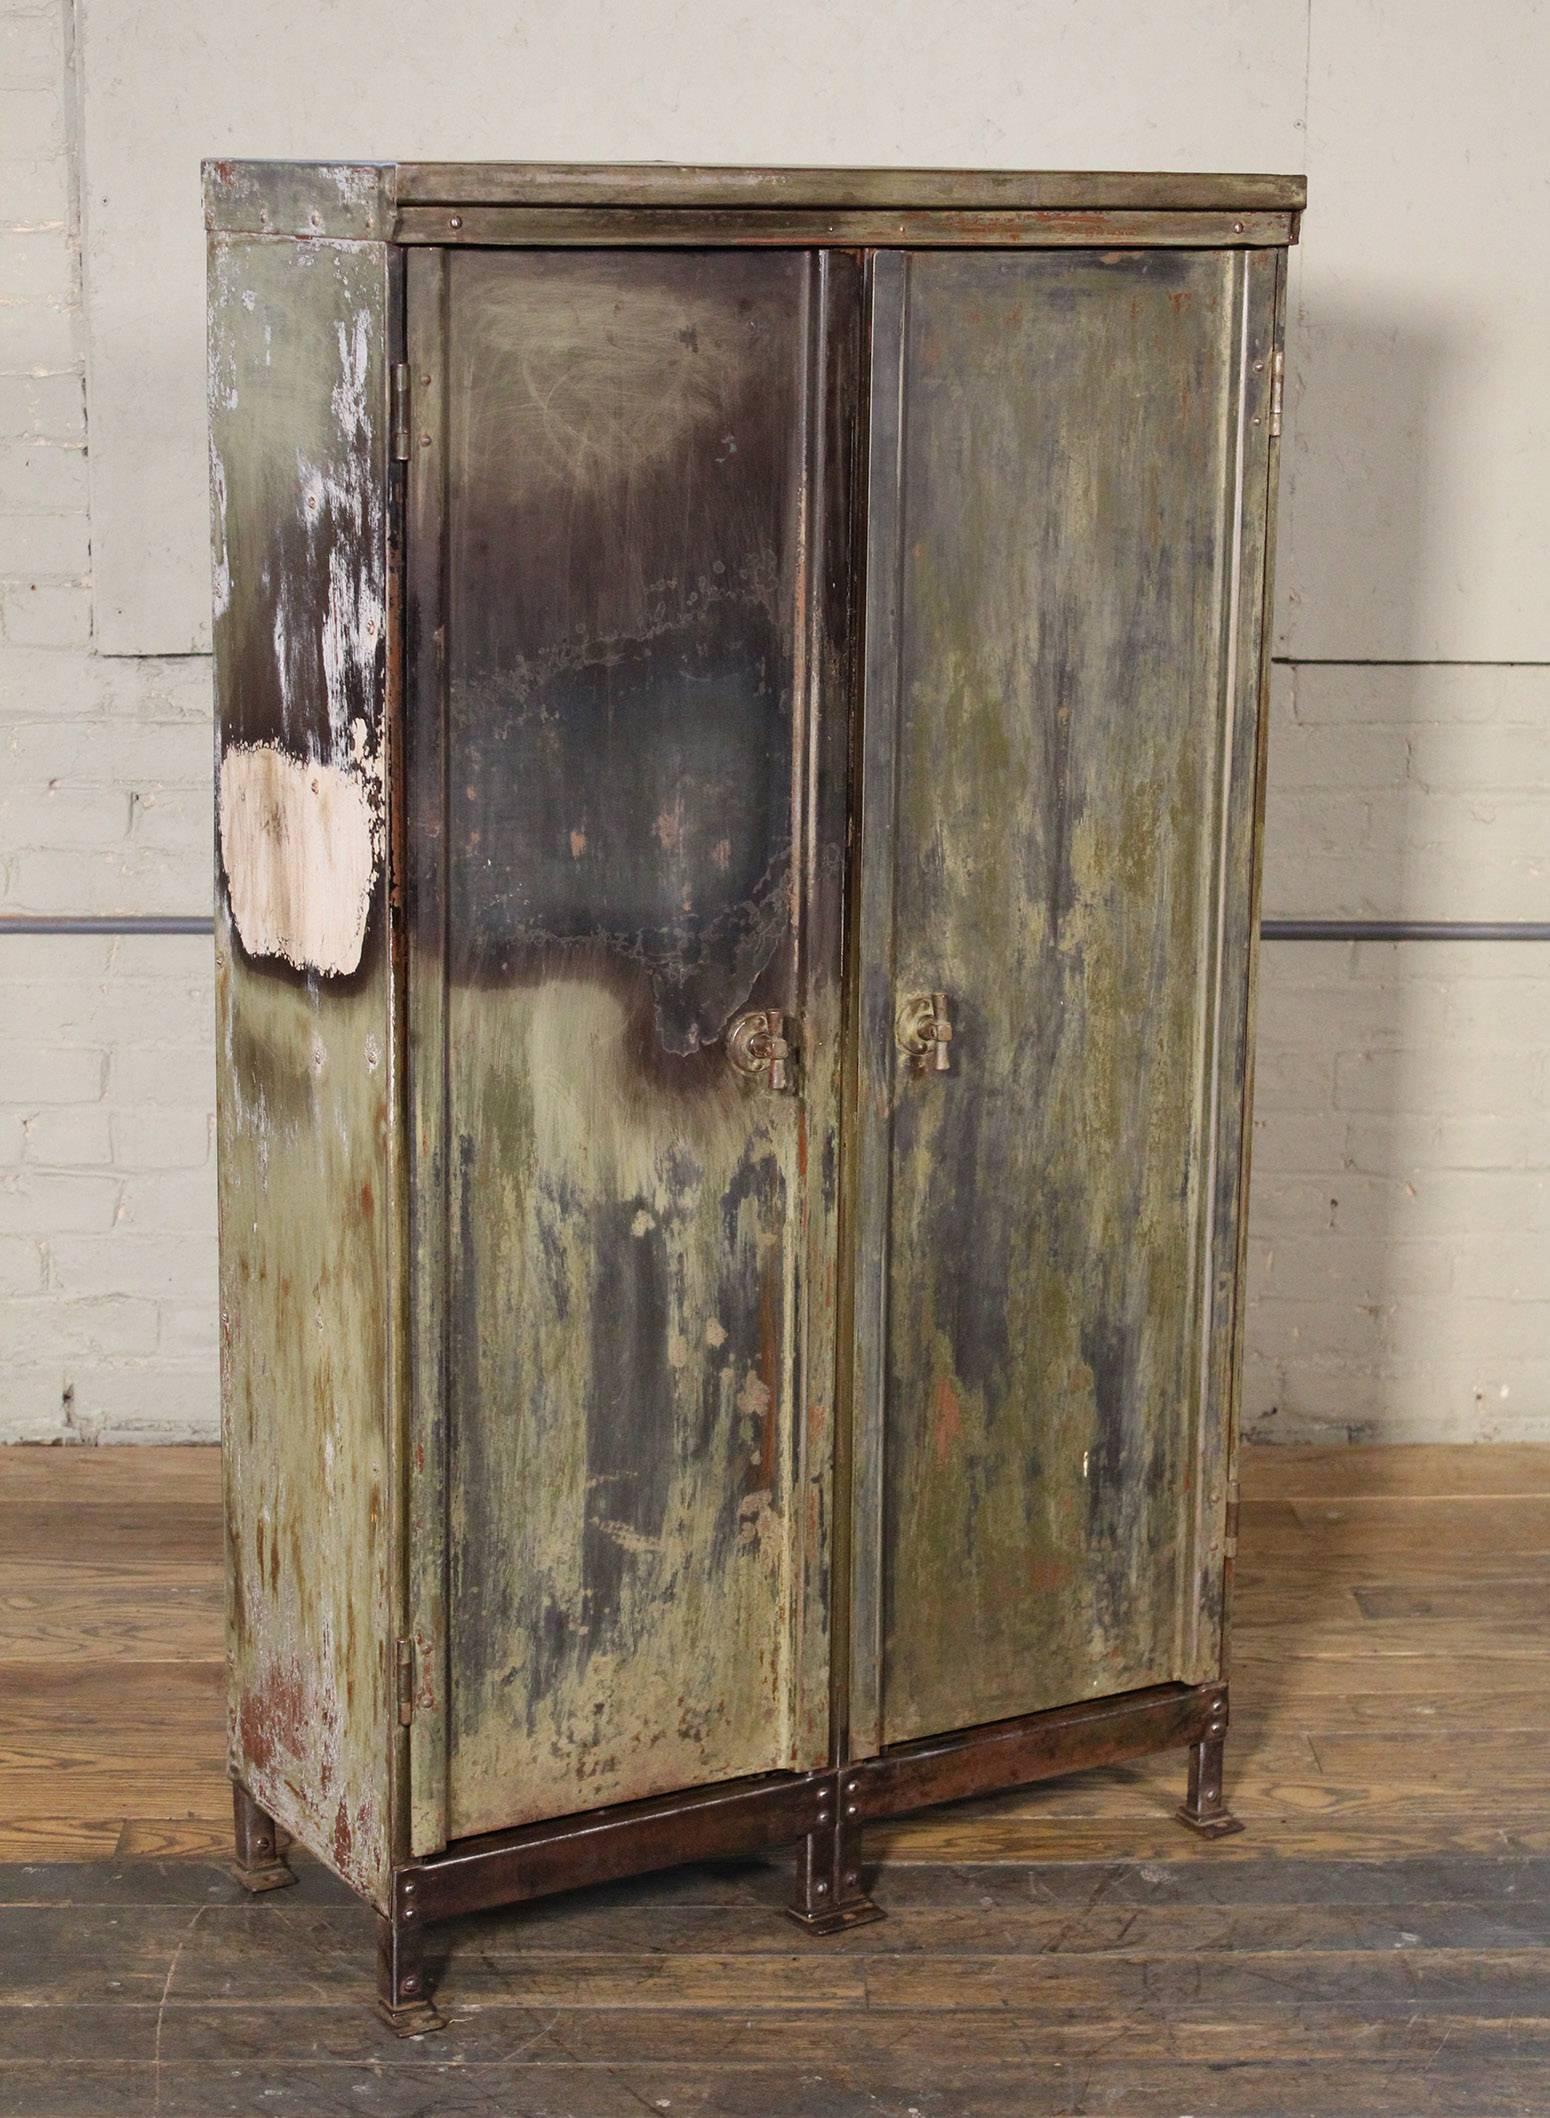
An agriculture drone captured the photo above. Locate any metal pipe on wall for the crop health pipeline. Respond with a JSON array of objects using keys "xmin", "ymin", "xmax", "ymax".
[{"xmin": 2, "ymin": 916, "xmax": 1549, "ymax": 943}]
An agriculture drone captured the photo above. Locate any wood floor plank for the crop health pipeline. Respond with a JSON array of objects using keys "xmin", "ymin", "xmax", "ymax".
[
  {"xmin": 1239, "ymin": 1441, "xmax": 1550, "ymax": 1500},
  {"xmin": 0, "ymin": 1599, "xmax": 221, "ymax": 1662},
  {"xmin": 0, "ymin": 1502, "xmax": 222, "ymax": 1567},
  {"xmin": 0, "ymin": 1823, "xmax": 123, "ymax": 1861},
  {"xmin": 4, "ymin": 2057, "xmax": 1550, "ymax": 2118},
  {"xmin": 0, "ymin": 1446, "xmax": 218, "ymax": 1502},
  {"xmin": 870, "ymin": 1811, "xmax": 1550, "ymax": 1860},
  {"xmin": 0, "ymin": 1661, "xmax": 224, "ymax": 1737},
  {"xmin": 114, "ymin": 1819, "xmax": 231, "ymax": 1859},
  {"xmin": 2, "ymin": 1438, "xmax": 1549, "ymax": 2114}
]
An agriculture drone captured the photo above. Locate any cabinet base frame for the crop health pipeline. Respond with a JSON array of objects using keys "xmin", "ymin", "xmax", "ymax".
[
  {"xmin": 227, "ymin": 1781, "xmax": 297, "ymax": 1896},
  {"xmin": 356, "ymin": 1679, "xmax": 1234, "ymax": 2028}
]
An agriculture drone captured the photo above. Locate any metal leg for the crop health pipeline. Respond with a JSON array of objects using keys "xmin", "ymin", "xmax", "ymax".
[
  {"xmin": 376, "ymin": 1890, "xmax": 446, "ymax": 2036},
  {"xmin": 228, "ymin": 1781, "xmax": 297, "ymax": 1893},
  {"xmin": 1176, "ymin": 1690, "xmax": 1244, "ymax": 1840},
  {"xmin": 786, "ymin": 1773, "xmax": 884, "ymax": 1935}
]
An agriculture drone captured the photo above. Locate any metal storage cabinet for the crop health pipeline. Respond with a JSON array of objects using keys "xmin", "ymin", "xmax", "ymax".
[{"xmin": 207, "ymin": 158, "xmax": 1302, "ymax": 2029}]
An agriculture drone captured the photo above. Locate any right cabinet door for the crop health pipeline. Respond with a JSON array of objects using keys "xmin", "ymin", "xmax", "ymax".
[{"xmin": 850, "ymin": 245, "xmax": 1283, "ymax": 1753}]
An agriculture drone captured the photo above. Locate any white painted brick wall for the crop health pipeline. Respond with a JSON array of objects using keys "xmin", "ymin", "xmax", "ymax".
[
  {"xmin": 0, "ymin": 0, "xmax": 216, "ymax": 1443},
  {"xmin": 1245, "ymin": 663, "xmax": 1550, "ymax": 1443},
  {"xmin": 2, "ymin": 0, "xmax": 1547, "ymax": 1446}
]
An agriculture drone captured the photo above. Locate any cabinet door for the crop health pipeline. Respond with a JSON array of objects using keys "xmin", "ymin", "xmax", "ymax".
[
  {"xmin": 406, "ymin": 249, "xmax": 857, "ymax": 1843},
  {"xmin": 849, "ymin": 247, "xmax": 1282, "ymax": 1753}
]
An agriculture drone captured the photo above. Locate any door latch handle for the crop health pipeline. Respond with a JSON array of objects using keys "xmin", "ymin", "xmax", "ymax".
[
  {"xmin": 896, "ymin": 992, "xmax": 953, "ymax": 1072},
  {"xmin": 727, "ymin": 1009, "xmax": 793, "ymax": 1092}
]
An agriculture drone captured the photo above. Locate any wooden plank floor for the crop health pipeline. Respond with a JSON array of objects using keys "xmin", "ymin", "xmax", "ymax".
[{"xmin": 3, "ymin": 1442, "xmax": 1550, "ymax": 2113}]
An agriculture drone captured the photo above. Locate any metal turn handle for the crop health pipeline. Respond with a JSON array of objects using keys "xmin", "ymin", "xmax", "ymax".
[
  {"xmin": 727, "ymin": 1009, "xmax": 793, "ymax": 1092},
  {"xmin": 896, "ymin": 991, "xmax": 953, "ymax": 1071}
]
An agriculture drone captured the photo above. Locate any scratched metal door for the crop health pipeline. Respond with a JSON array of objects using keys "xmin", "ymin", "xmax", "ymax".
[
  {"xmin": 849, "ymin": 247, "xmax": 1282, "ymax": 1753},
  {"xmin": 408, "ymin": 249, "xmax": 857, "ymax": 1842}
]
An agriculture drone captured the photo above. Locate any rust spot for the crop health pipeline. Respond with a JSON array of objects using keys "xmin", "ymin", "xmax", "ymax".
[
  {"xmin": 236, "ymin": 1659, "xmax": 307, "ymax": 1777},
  {"xmin": 359, "ymin": 1179, "xmax": 374, "ymax": 1219},
  {"xmin": 931, "ymin": 1374, "xmax": 964, "ymax": 1467},
  {"xmin": 332, "ymin": 1797, "xmax": 353, "ymax": 1872}
]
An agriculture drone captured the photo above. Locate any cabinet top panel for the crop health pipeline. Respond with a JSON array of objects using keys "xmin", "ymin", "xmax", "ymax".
[{"xmin": 203, "ymin": 159, "xmax": 1305, "ymax": 243}]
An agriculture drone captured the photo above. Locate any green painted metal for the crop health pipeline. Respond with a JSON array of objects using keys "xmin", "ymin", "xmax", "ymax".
[
  {"xmin": 209, "ymin": 228, "xmax": 400, "ymax": 1907},
  {"xmin": 848, "ymin": 247, "xmax": 1280, "ymax": 1749},
  {"xmin": 207, "ymin": 162, "xmax": 1296, "ymax": 1911}
]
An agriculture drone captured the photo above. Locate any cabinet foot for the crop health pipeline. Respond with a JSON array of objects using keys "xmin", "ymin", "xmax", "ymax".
[
  {"xmin": 1176, "ymin": 1694, "xmax": 1244, "ymax": 1840},
  {"xmin": 376, "ymin": 1906, "xmax": 446, "ymax": 2036},
  {"xmin": 786, "ymin": 1782, "xmax": 884, "ymax": 1935},
  {"xmin": 228, "ymin": 1781, "xmax": 297, "ymax": 1893}
]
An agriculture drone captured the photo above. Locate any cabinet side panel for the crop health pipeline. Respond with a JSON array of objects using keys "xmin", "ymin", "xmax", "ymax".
[
  {"xmin": 209, "ymin": 231, "xmax": 395, "ymax": 1905},
  {"xmin": 1184, "ymin": 246, "xmax": 1285, "ymax": 1681}
]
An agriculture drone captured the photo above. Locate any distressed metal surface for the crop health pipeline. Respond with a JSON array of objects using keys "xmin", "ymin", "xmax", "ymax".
[
  {"xmin": 203, "ymin": 159, "xmax": 397, "ymax": 239},
  {"xmin": 853, "ymin": 247, "xmax": 1273, "ymax": 1749},
  {"xmin": 402, "ymin": 248, "xmax": 451, "ymax": 1858},
  {"xmin": 392, "ymin": 164, "xmax": 1307, "ymax": 213},
  {"xmin": 1201, "ymin": 248, "xmax": 1288, "ymax": 1686},
  {"xmin": 396, "ymin": 205, "xmax": 1297, "ymax": 251},
  {"xmin": 210, "ymin": 230, "xmax": 397, "ymax": 1905},
  {"xmin": 427, "ymin": 249, "xmax": 844, "ymax": 1837}
]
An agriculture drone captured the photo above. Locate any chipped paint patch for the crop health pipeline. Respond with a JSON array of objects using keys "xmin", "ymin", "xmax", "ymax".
[{"xmin": 219, "ymin": 743, "xmax": 379, "ymax": 976}]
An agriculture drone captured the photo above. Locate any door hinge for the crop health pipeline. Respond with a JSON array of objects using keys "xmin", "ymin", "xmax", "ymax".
[
  {"xmin": 390, "ymin": 363, "xmax": 412, "ymax": 462},
  {"xmin": 396, "ymin": 1637, "xmax": 416, "ymax": 1726},
  {"xmin": 1268, "ymin": 346, "xmax": 1285, "ymax": 439},
  {"xmin": 1223, "ymin": 1480, "xmax": 1241, "ymax": 1561}
]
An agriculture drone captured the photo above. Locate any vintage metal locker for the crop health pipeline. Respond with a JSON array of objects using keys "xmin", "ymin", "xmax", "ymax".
[{"xmin": 207, "ymin": 158, "xmax": 1302, "ymax": 2029}]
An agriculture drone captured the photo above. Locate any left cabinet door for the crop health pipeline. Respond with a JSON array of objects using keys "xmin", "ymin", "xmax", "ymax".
[{"xmin": 404, "ymin": 246, "xmax": 857, "ymax": 1845}]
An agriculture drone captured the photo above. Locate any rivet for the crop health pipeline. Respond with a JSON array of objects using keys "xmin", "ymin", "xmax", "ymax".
[
  {"xmin": 815, "ymin": 1880, "xmax": 828, "ymax": 1894},
  {"xmin": 1253, "ymin": 359, "xmax": 1263, "ymax": 373},
  {"xmin": 845, "ymin": 1872, "xmax": 859, "ymax": 1889},
  {"xmin": 403, "ymin": 1907, "xmax": 415, "ymax": 1921},
  {"xmin": 449, "ymin": 215, "xmax": 463, "ymax": 230},
  {"xmin": 1233, "ymin": 221, "xmax": 1245, "ymax": 233},
  {"xmin": 403, "ymin": 1974, "xmax": 418, "ymax": 1993},
  {"xmin": 254, "ymin": 1836, "xmax": 270, "ymax": 1854},
  {"xmin": 846, "ymin": 1804, "xmax": 858, "ymax": 1818},
  {"xmin": 420, "ymin": 373, "xmax": 431, "ymax": 386},
  {"xmin": 403, "ymin": 1880, "xmax": 416, "ymax": 1895},
  {"xmin": 419, "ymin": 433, "xmax": 432, "ymax": 448}
]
